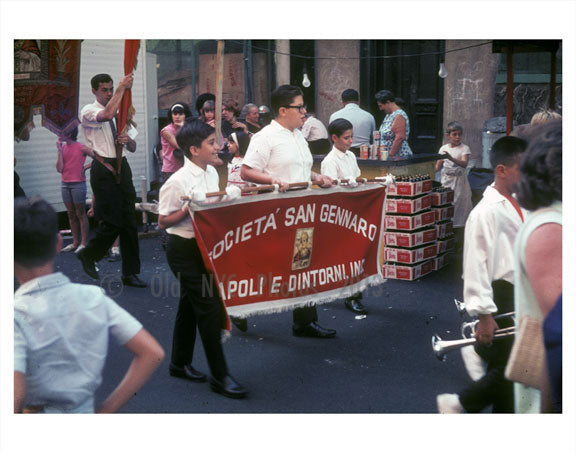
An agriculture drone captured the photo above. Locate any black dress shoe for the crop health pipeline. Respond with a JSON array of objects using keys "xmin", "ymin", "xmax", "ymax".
[
  {"xmin": 292, "ymin": 322, "xmax": 336, "ymax": 339},
  {"xmin": 345, "ymin": 298, "xmax": 367, "ymax": 315},
  {"xmin": 121, "ymin": 275, "xmax": 147, "ymax": 288},
  {"xmin": 210, "ymin": 375, "xmax": 248, "ymax": 399},
  {"xmin": 169, "ymin": 364, "xmax": 207, "ymax": 382},
  {"xmin": 230, "ymin": 316, "xmax": 248, "ymax": 332},
  {"xmin": 77, "ymin": 249, "xmax": 99, "ymax": 280}
]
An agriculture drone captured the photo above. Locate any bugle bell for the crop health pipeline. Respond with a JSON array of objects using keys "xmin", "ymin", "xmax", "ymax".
[{"xmin": 432, "ymin": 328, "xmax": 515, "ymax": 361}]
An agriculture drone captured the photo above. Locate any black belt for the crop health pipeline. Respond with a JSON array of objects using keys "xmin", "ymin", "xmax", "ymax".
[{"xmin": 102, "ymin": 156, "xmax": 126, "ymax": 163}]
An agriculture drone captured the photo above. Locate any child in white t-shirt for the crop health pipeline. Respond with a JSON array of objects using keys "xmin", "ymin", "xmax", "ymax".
[
  {"xmin": 227, "ymin": 131, "xmax": 252, "ymax": 188},
  {"xmin": 435, "ymin": 121, "xmax": 473, "ymax": 232},
  {"xmin": 321, "ymin": 118, "xmax": 361, "ymax": 181},
  {"xmin": 321, "ymin": 119, "xmax": 365, "ymax": 315},
  {"xmin": 14, "ymin": 197, "xmax": 164, "ymax": 413}
]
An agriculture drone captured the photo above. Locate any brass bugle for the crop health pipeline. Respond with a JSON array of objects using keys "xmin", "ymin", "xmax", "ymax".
[
  {"xmin": 431, "ymin": 330, "xmax": 515, "ymax": 362},
  {"xmin": 460, "ymin": 312, "xmax": 516, "ymax": 338}
]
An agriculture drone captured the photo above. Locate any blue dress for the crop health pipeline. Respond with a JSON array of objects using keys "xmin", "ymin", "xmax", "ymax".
[
  {"xmin": 379, "ymin": 109, "xmax": 412, "ymax": 159},
  {"xmin": 543, "ymin": 294, "xmax": 562, "ymax": 412}
]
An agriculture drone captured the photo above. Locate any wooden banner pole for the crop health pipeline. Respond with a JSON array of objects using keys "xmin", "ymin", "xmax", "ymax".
[{"xmin": 215, "ymin": 40, "xmax": 225, "ymax": 145}]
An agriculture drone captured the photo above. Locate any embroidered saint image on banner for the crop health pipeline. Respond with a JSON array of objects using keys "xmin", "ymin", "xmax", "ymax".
[{"xmin": 292, "ymin": 228, "xmax": 314, "ymax": 271}]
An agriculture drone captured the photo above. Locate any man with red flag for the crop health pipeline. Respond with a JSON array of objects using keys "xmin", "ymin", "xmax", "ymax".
[{"xmin": 76, "ymin": 72, "xmax": 146, "ymax": 288}]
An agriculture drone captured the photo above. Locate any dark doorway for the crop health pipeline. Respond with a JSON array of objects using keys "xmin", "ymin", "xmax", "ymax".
[{"xmin": 360, "ymin": 40, "xmax": 445, "ymax": 154}]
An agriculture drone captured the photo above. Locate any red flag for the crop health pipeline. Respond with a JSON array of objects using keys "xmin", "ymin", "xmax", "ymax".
[
  {"xmin": 117, "ymin": 39, "xmax": 140, "ymax": 135},
  {"xmin": 114, "ymin": 40, "xmax": 140, "ymax": 181}
]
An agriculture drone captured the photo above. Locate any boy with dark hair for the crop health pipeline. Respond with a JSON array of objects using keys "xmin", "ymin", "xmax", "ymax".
[
  {"xmin": 14, "ymin": 197, "xmax": 164, "ymax": 413},
  {"xmin": 321, "ymin": 118, "xmax": 366, "ymax": 315},
  {"xmin": 437, "ymin": 136, "xmax": 527, "ymax": 413},
  {"xmin": 322, "ymin": 118, "xmax": 361, "ymax": 181},
  {"xmin": 158, "ymin": 120, "xmax": 247, "ymax": 399},
  {"xmin": 241, "ymin": 85, "xmax": 336, "ymax": 338}
]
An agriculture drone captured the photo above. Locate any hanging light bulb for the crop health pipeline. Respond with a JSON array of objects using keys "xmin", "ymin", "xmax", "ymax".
[
  {"xmin": 302, "ymin": 65, "xmax": 311, "ymax": 88},
  {"xmin": 438, "ymin": 62, "xmax": 448, "ymax": 79}
]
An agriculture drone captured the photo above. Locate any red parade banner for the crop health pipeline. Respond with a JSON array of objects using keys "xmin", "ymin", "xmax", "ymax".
[
  {"xmin": 14, "ymin": 40, "xmax": 82, "ymax": 141},
  {"xmin": 190, "ymin": 185, "xmax": 387, "ymax": 318}
]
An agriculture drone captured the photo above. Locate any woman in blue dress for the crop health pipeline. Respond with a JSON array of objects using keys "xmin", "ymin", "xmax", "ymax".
[{"xmin": 375, "ymin": 90, "xmax": 412, "ymax": 159}]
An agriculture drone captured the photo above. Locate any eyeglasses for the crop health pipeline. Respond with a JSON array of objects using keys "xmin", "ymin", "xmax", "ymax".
[{"xmin": 283, "ymin": 104, "xmax": 307, "ymax": 113}]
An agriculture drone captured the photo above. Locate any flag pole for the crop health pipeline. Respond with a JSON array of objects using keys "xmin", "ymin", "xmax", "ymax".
[{"xmin": 215, "ymin": 40, "xmax": 225, "ymax": 145}]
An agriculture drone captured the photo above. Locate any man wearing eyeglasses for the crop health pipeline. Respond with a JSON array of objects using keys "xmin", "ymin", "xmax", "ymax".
[{"xmin": 241, "ymin": 85, "xmax": 336, "ymax": 339}]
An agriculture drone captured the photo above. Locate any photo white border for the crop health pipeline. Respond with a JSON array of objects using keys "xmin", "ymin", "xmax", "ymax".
[{"xmin": 2, "ymin": 1, "xmax": 574, "ymax": 452}]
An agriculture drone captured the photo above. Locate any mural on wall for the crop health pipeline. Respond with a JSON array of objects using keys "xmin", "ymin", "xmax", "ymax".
[
  {"xmin": 14, "ymin": 40, "xmax": 82, "ymax": 141},
  {"xmin": 198, "ymin": 53, "xmax": 245, "ymax": 106}
]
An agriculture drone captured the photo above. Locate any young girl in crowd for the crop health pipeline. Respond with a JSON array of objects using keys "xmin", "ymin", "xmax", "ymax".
[
  {"xmin": 435, "ymin": 121, "xmax": 473, "ymax": 245},
  {"xmin": 56, "ymin": 127, "xmax": 95, "ymax": 253},
  {"xmin": 227, "ymin": 131, "xmax": 252, "ymax": 188},
  {"xmin": 160, "ymin": 102, "xmax": 191, "ymax": 183},
  {"xmin": 158, "ymin": 120, "xmax": 247, "ymax": 399},
  {"xmin": 200, "ymin": 100, "xmax": 216, "ymax": 127}
]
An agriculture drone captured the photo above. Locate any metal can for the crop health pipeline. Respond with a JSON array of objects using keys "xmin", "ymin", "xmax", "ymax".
[
  {"xmin": 370, "ymin": 144, "xmax": 378, "ymax": 160},
  {"xmin": 379, "ymin": 145, "xmax": 387, "ymax": 160},
  {"xmin": 359, "ymin": 144, "xmax": 369, "ymax": 159},
  {"xmin": 373, "ymin": 130, "xmax": 380, "ymax": 141}
]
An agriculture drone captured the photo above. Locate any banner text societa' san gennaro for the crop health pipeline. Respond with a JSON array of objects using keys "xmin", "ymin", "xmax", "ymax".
[{"xmin": 210, "ymin": 203, "xmax": 378, "ymax": 260}]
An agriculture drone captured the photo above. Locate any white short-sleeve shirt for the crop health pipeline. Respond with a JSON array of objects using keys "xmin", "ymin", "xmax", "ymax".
[
  {"xmin": 14, "ymin": 272, "xmax": 142, "ymax": 413},
  {"xmin": 159, "ymin": 157, "xmax": 220, "ymax": 239},
  {"xmin": 320, "ymin": 146, "xmax": 361, "ymax": 180},
  {"xmin": 438, "ymin": 143, "xmax": 471, "ymax": 170},
  {"xmin": 80, "ymin": 100, "xmax": 117, "ymax": 158},
  {"xmin": 242, "ymin": 120, "xmax": 313, "ymax": 183}
]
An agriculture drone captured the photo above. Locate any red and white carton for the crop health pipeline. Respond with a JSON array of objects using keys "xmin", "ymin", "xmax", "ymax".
[
  {"xmin": 435, "ymin": 220, "xmax": 454, "ymax": 239},
  {"xmin": 383, "ymin": 259, "xmax": 435, "ymax": 281},
  {"xmin": 433, "ymin": 252, "xmax": 452, "ymax": 271},
  {"xmin": 434, "ymin": 204, "xmax": 455, "ymax": 222},
  {"xmin": 437, "ymin": 235, "xmax": 456, "ymax": 253},
  {"xmin": 385, "ymin": 210, "xmax": 436, "ymax": 231},
  {"xmin": 385, "ymin": 194, "xmax": 432, "ymax": 215},
  {"xmin": 431, "ymin": 189, "xmax": 455, "ymax": 207},
  {"xmin": 385, "ymin": 242, "xmax": 438, "ymax": 264},
  {"xmin": 384, "ymin": 226, "xmax": 437, "ymax": 248},
  {"xmin": 387, "ymin": 179, "xmax": 433, "ymax": 197}
]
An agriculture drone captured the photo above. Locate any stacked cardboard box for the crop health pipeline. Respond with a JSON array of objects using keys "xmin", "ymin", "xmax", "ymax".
[
  {"xmin": 383, "ymin": 176, "xmax": 437, "ymax": 280},
  {"xmin": 431, "ymin": 186, "xmax": 456, "ymax": 270}
]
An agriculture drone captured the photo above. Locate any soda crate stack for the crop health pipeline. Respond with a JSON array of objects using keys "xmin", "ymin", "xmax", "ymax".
[
  {"xmin": 431, "ymin": 184, "xmax": 456, "ymax": 270},
  {"xmin": 383, "ymin": 174, "xmax": 438, "ymax": 280}
]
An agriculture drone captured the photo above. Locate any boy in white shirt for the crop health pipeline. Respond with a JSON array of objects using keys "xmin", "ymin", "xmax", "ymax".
[
  {"xmin": 321, "ymin": 119, "xmax": 366, "ymax": 315},
  {"xmin": 14, "ymin": 197, "xmax": 164, "ymax": 413},
  {"xmin": 158, "ymin": 120, "xmax": 248, "ymax": 399},
  {"xmin": 321, "ymin": 118, "xmax": 361, "ymax": 181},
  {"xmin": 437, "ymin": 136, "xmax": 527, "ymax": 414}
]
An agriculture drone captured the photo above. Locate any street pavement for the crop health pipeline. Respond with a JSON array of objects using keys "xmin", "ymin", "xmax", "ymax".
[{"xmin": 53, "ymin": 234, "xmax": 472, "ymax": 414}]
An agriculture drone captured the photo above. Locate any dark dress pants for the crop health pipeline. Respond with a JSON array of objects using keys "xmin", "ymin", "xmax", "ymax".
[
  {"xmin": 459, "ymin": 280, "xmax": 515, "ymax": 413},
  {"xmin": 166, "ymin": 234, "xmax": 228, "ymax": 380},
  {"xmin": 293, "ymin": 305, "xmax": 318, "ymax": 328},
  {"xmin": 85, "ymin": 157, "xmax": 140, "ymax": 276}
]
